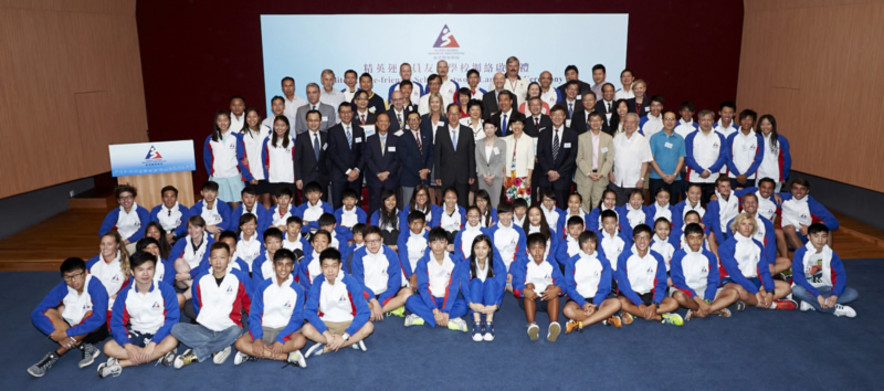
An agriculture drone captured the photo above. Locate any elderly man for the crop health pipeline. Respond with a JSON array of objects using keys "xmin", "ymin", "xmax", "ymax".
[
  {"xmin": 388, "ymin": 63, "xmax": 423, "ymax": 106},
  {"xmin": 482, "ymin": 72, "xmax": 507, "ymax": 117},
  {"xmin": 319, "ymin": 69, "xmax": 345, "ymax": 111},
  {"xmin": 295, "ymin": 83, "xmax": 336, "ymax": 134},
  {"xmin": 386, "ymin": 90, "xmax": 409, "ymax": 132},
  {"xmin": 491, "ymin": 56, "xmax": 529, "ymax": 103},
  {"xmin": 609, "ymin": 113, "xmax": 652, "ymax": 205}
]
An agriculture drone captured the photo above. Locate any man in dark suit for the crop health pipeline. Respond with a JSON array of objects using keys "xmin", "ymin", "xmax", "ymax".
[
  {"xmin": 570, "ymin": 91, "xmax": 598, "ymax": 135},
  {"xmin": 434, "ymin": 103, "xmax": 475, "ymax": 207},
  {"xmin": 481, "ymin": 72, "xmax": 507, "ymax": 120},
  {"xmin": 536, "ymin": 104, "xmax": 578, "ymax": 209},
  {"xmin": 386, "ymin": 90, "xmax": 409, "ymax": 132},
  {"xmin": 398, "ymin": 80, "xmax": 419, "ymax": 115},
  {"xmin": 595, "ymin": 83, "xmax": 617, "ymax": 130},
  {"xmin": 294, "ymin": 110, "xmax": 330, "ymax": 197},
  {"xmin": 523, "ymin": 96, "xmax": 552, "ymax": 138},
  {"xmin": 294, "ymin": 83, "xmax": 337, "ymax": 135},
  {"xmin": 556, "ymin": 65, "xmax": 593, "ymax": 99},
  {"xmin": 398, "ymin": 111, "xmax": 434, "ymax": 207},
  {"xmin": 326, "ymin": 102, "xmax": 365, "ymax": 209},
  {"xmin": 363, "ymin": 113, "xmax": 400, "ymax": 214},
  {"xmin": 488, "ymin": 91, "xmax": 524, "ymax": 137},
  {"xmin": 352, "ymin": 90, "xmax": 377, "ymax": 127}
]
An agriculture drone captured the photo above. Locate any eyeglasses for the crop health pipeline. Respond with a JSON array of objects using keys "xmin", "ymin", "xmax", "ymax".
[
  {"xmin": 364, "ymin": 238, "xmax": 382, "ymax": 244},
  {"xmin": 63, "ymin": 271, "xmax": 86, "ymax": 281}
]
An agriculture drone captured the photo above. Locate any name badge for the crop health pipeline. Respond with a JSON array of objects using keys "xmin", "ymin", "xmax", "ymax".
[
  {"xmin": 601, "ymin": 147, "xmax": 609, "ymax": 153},
  {"xmin": 564, "ymin": 142, "xmax": 572, "ymax": 148},
  {"xmin": 363, "ymin": 125, "xmax": 376, "ymax": 137},
  {"xmin": 388, "ymin": 146, "xmax": 396, "ymax": 152},
  {"xmin": 492, "ymin": 147, "xmax": 500, "ymax": 155},
  {"xmin": 354, "ymin": 137, "xmax": 362, "ymax": 143},
  {"xmin": 322, "ymin": 143, "xmax": 328, "ymax": 151},
  {"xmin": 664, "ymin": 142, "xmax": 673, "ymax": 149},
  {"xmin": 322, "ymin": 116, "xmax": 329, "ymax": 122},
  {"xmin": 394, "ymin": 130, "xmax": 404, "ymax": 137},
  {"xmin": 565, "ymin": 119, "xmax": 572, "ymax": 128}
]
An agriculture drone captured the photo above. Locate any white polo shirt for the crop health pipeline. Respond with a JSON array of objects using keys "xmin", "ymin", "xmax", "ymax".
[{"xmin": 612, "ymin": 131, "xmax": 652, "ymax": 187}]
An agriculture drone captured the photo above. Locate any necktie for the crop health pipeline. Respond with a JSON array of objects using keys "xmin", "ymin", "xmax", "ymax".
[
  {"xmin": 606, "ymin": 102, "xmax": 611, "ymax": 113},
  {"xmin": 346, "ymin": 125, "xmax": 352, "ymax": 148},
  {"xmin": 312, "ymin": 105, "xmax": 316, "ymax": 111},
  {"xmin": 313, "ymin": 133, "xmax": 320, "ymax": 161},
  {"xmin": 451, "ymin": 129, "xmax": 458, "ymax": 152},
  {"xmin": 568, "ymin": 102, "xmax": 574, "ymax": 117},
  {"xmin": 398, "ymin": 113, "xmax": 403, "ymax": 127},
  {"xmin": 415, "ymin": 132, "xmax": 422, "ymax": 153},
  {"xmin": 501, "ymin": 114, "xmax": 508, "ymax": 137},
  {"xmin": 381, "ymin": 136, "xmax": 386, "ymax": 157},
  {"xmin": 360, "ymin": 114, "xmax": 366, "ymax": 125},
  {"xmin": 553, "ymin": 130, "xmax": 560, "ymax": 161},
  {"xmin": 534, "ymin": 117, "xmax": 539, "ymax": 128}
]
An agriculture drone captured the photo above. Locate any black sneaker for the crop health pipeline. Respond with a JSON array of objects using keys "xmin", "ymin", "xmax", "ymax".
[
  {"xmin": 79, "ymin": 343, "xmax": 100, "ymax": 368},
  {"xmin": 27, "ymin": 352, "xmax": 59, "ymax": 378}
]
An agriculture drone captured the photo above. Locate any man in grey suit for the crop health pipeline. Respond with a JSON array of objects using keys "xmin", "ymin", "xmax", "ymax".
[
  {"xmin": 574, "ymin": 112, "xmax": 614, "ymax": 211},
  {"xmin": 294, "ymin": 83, "xmax": 337, "ymax": 135}
]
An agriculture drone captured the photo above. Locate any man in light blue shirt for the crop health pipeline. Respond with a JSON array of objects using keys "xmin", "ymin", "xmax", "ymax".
[{"xmin": 649, "ymin": 111, "xmax": 686, "ymax": 205}]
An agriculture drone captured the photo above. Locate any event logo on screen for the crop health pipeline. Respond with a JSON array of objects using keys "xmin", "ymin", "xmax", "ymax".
[
  {"xmin": 142, "ymin": 145, "xmax": 166, "ymax": 167},
  {"xmin": 145, "ymin": 146, "xmax": 164, "ymax": 160},
  {"xmin": 433, "ymin": 25, "xmax": 459, "ymax": 48}
]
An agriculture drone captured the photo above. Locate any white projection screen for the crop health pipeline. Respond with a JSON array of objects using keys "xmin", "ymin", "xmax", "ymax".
[{"xmin": 260, "ymin": 14, "xmax": 629, "ymax": 114}]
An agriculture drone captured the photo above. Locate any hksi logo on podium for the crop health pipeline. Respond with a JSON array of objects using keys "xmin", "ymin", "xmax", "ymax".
[
  {"xmin": 433, "ymin": 25, "xmax": 460, "ymax": 48},
  {"xmin": 145, "ymin": 145, "xmax": 164, "ymax": 160}
]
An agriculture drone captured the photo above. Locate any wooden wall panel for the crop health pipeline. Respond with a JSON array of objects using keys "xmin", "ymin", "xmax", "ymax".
[
  {"xmin": 738, "ymin": 0, "xmax": 884, "ymax": 192},
  {"xmin": 118, "ymin": 171, "xmax": 195, "ymax": 209},
  {"xmin": 0, "ymin": 0, "xmax": 147, "ymax": 199}
]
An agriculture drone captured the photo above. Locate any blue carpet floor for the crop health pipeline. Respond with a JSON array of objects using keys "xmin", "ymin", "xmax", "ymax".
[{"xmin": 4, "ymin": 259, "xmax": 884, "ymax": 390}]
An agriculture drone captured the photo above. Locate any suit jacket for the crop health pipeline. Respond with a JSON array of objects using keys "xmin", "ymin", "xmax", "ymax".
[
  {"xmin": 574, "ymin": 130, "xmax": 615, "ymax": 188},
  {"xmin": 326, "ymin": 122, "xmax": 365, "ymax": 182},
  {"xmin": 536, "ymin": 126, "xmax": 578, "ymax": 189},
  {"xmin": 569, "ymin": 106, "xmax": 597, "ymax": 135},
  {"xmin": 419, "ymin": 114, "xmax": 448, "ymax": 145},
  {"xmin": 556, "ymin": 80, "xmax": 593, "ymax": 98},
  {"xmin": 434, "ymin": 125, "xmax": 476, "ymax": 185},
  {"xmin": 489, "ymin": 110, "xmax": 526, "ymax": 137},
  {"xmin": 523, "ymin": 114, "xmax": 552, "ymax": 138},
  {"xmin": 475, "ymin": 137, "xmax": 507, "ymax": 180},
  {"xmin": 398, "ymin": 127, "xmax": 434, "ymax": 187},
  {"xmin": 363, "ymin": 132, "xmax": 401, "ymax": 190},
  {"xmin": 294, "ymin": 130, "xmax": 329, "ymax": 186},
  {"xmin": 386, "ymin": 108, "xmax": 409, "ymax": 132},
  {"xmin": 353, "ymin": 110, "xmax": 377, "ymax": 126},
  {"xmin": 482, "ymin": 91, "xmax": 501, "ymax": 120},
  {"xmin": 294, "ymin": 103, "xmax": 336, "ymax": 135}
]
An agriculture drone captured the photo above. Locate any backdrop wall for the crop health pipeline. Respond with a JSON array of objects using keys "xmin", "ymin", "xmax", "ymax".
[{"xmin": 136, "ymin": 0, "xmax": 745, "ymax": 187}]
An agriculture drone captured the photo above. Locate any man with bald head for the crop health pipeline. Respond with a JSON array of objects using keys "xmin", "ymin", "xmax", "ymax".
[
  {"xmin": 482, "ymin": 72, "xmax": 508, "ymax": 119},
  {"xmin": 609, "ymin": 113, "xmax": 652, "ymax": 205},
  {"xmin": 538, "ymin": 71, "xmax": 562, "ymax": 109},
  {"xmin": 386, "ymin": 90, "xmax": 408, "ymax": 132}
]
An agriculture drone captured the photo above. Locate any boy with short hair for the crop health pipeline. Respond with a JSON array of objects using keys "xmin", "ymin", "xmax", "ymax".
[
  {"xmin": 251, "ymin": 228, "xmax": 285, "ymax": 282},
  {"xmin": 670, "ymin": 223, "xmax": 739, "ymax": 321},
  {"xmin": 171, "ymin": 242, "xmax": 251, "ymax": 368},
  {"xmin": 705, "ymin": 176, "xmax": 740, "ymax": 254},
  {"xmin": 396, "ymin": 212, "xmax": 429, "ymax": 291},
  {"xmin": 351, "ymin": 226, "xmax": 410, "ymax": 319},
  {"xmin": 282, "ymin": 216, "xmax": 311, "ymax": 255},
  {"xmin": 513, "ymin": 198, "xmax": 529, "ymax": 227},
  {"xmin": 599, "ymin": 210, "xmax": 630, "ymax": 272},
  {"xmin": 334, "ymin": 189, "xmax": 367, "ymax": 231},
  {"xmin": 234, "ymin": 249, "xmax": 309, "ymax": 366},
  {"xmin": 563, "ymin": 231, "xmax": 622, "ymax": 334},
  {"xmin": 294, "ymin": 181, "xmax": 335, "ymax": 233},
  {"xmin": 555, "ymin": 216, "xmax": 590, "ymax": 270},
  {"xmin": 512, "ymin": 233, "xmax": 565, "ymax": 341},
  {"xmin": 190, "ymin": 181, "xmax": 232, "ymax": 237},
  {"xmin": 403, "ymin": 227, "xmax": 470, "ymax": 332},
  {"xmin": 616, "ymin": 224, "xmax": 684, "ymax": 326},
  {"xmin": 486, "ymin": 202, "xmax": 527, "ymax": 292},
  {"xmin": 28, "ymin": 258, "xmax": 109, "ymax": 377},
  {"xmin": 791, "ymin": 223, "xmax": 858, "ymax": 317},
  {"xmin": 297, "ymin": 230, "xmax": 333, "ymax": 292},
  {"xmin": 343, "ymin": 223, "xmax": 367, "ymax": 271},
  {"xmin": 229, "ymin": 185, "xmax": 271, "ymax": 234},
  {"xmin": 270, "ymin": 187, "xmax": 295, "ymax": 230},
  {"xmin": 149, "ymin": 185, "xmax": 190, "ymax": 242},
  {"xmin": 314, "ymin": 213, "xmax": 342, "ymax": 250},
  {"xmin": 97, "ymin": 252, "xmax": 180, "ymax": 378},
  {"xmin": 780, "ymin": 178, "xmax": 839, "ymax": 249},
  {"xmin": 302, "ymin": 248, "xmax": 374, "ymax": 357}
]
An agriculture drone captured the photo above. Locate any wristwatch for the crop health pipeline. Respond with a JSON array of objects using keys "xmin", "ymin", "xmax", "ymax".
[{"xmin": 341, "ymin": 333, "xmax": 350, "ymax": 341}]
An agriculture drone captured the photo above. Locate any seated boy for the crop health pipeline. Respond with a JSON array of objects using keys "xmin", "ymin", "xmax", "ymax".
[
  {"xmin": 403, "ymin": 227, "xmax": 470, "ymax": 332},
  {"xmin": 563, "ymin": 231, "xmax": 622, "ymax": 334},
  {"xmin": 302, "ymin": 248, "xmax": 374, "ymax": 357},
  {"xmin": 149, "ymin": 185, "xmax": 190, "ymax": 242},
  {"xmin": 313, "ymin": 213, "xmax": 342, "ymax": 250},
  {"xmin": 99, "ymin": 184, "xmax": 151, "ymax": 253},
  {"xmin": 599, "ymin": 210, "xmax": 631, "ymax": 272},
  {"xmin": 251, "ymin": 228, "xmax": 285, "ymax": 282},
  {"xmin": 171, "ymin": 242, "xmax": 251, "ymax": 368},
  {"xmin": 97, "ymin": 252, "xmax": 180, "ymax": 378},
  {"xmin": 230, "ymin": 185, "xmax": 271, "ymax": 234},
  {"xmin": 282, "ymin": 216, "xmax": 311, "ymax": 255},
  {"xmin": 512, "ymin": 233, "xmax": 565, "ymax": 341},
  {"xmin": 234, "ymin": 249, "xmax": 309, "ymax": 366},
  {"xmin": 616, "ymin": 224, "xmax": 683, "ymax": 326},
  {"xmin": 351, "ymin": 226, "xmax": 410, "ymax": 319},
  {"xmin": 270, "ymin": 187, "xmax": 296, "ymax": 230},
  {"xmin": 294, "ymin": 182, "xmax": 335, "ymax": 233},
  {"xmin": 555, "ymin": 216, "xmax": 589, "ymax": 271},
  {"xmin": 397, "ymin": 212, "xmax": 429, "ymax": 291},
  {"xmin": 190, "ymin": 181, "xmax": 232, "ymax": 237},
  {"xmin": 734, "ymin": 178, "xmax": 787, "ymax": 257},
  {"xmin": 650, "ymin": 217, "xmax": 676, "ymax": 275},
  {"xmin": 704, "ymin": 176, "xmax": 740, "ymax": 254},
  {"xmin": 780, "ymin": 178, "xmax": 839, "ymax": 250},
  {"xmin": 791, "ymin": 223, "xmax": 858, "ymax": 317},
  {"xmin": 730, "ymin": 193, "xmax": 790, "ymax": 277},
  {"xmin": 670, "ymin": 223, "xmax": 739, "ymax": 321},
  {"xmin": 334, "ymin": 189, "xmax": 367, "ymax": 231},
  {"xmin": 28, "ymin": 258, "xmax": 109, "ymax": 378},
  {"xmin": 486, "ymin": 202, "xmax": 527, "ymax": 292},
  {"xmin": 343, "ymin": 223, "xmax": 367, "ymax": 272},
  {"xmin": 297, "ymin": 229, "xmax": 333, "ymax": 292}
]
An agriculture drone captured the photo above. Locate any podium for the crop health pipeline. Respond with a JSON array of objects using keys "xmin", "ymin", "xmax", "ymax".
[{"xmin": 108, "ymin": 140, "xmax": 197, "ymax": 208}]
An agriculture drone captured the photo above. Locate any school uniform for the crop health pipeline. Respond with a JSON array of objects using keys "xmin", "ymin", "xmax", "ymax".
[
  {"xmin": 684, "ymin": 129, "xmax": 728, "ymax": 203},
  {"xmin": 453, "ymin": 222, "xmax": 489, "ymax": 260},
  {"xmin": 587, "ymin": 205, "xmax": 619, "ymax": 233},
  {"xmin": 540, "ymin": 205, "xmax": 567, "ymax": 238},
  {"xmin": 110, "ymin": 281, "xmax": 179, "ymax": 348},
  {"xmin": 779, "ymin": 193, "xmax": 839, "ymax": 240},
  {"xmin": 397, "ymin": 229, "xmax": 429, "ymax": 286},
  {"xmin": 650, "ymin": 235, "xmax": 676, "ymax": 272},
  {"xmin": 398, "ymin": 204, "xmax": 439, "ymax": 233},
  {"xmin": 261, "ymin": 136, "xmax": 297, "ymax": 195},
  {"xmin": 461, "ymin": 248, "xmax": 508, "ymax": 310},
  {"xmin": 268, "ymin": 205, "xmax": 295, "ymax": 229},
  {"xmin": 616, "ymin": 203, "xmax": 647, "ymax": 239},
  {"xmin": 791, "ymin": 242, "xmax": 858, "ymax": 312},
  {"xmin": 727, "ymin": 213, "xmax": 777, "ymax": 268},
  {"xmin": 704, "ymin": 190, "xmax": 740, "ymax": 244},
  {"xmin": 335, "ymin": 205, "xmax": 367, "ymax": 231},
  {"xmin": 670, "ymin": 246, "xmax": 720, "ymax": 301},
  {"xmin": 293, "ymin": 200, "xmax": 334, "ymax": 233},
  {"xmin": 142, "ymin": 257, "xmax": 176, "ymax": 288},
  {"xmin": 639, "ymin": 113, "xmax": 663, "ymax": 138},
  {"xmin": 240, "ymin": 128, "xmax": 270, "ymax": 183},
  {"xmin": 230, "ymin": 202, "xmax": 271, "ymax": 235},
  {"xmin": 405, "ymin": 252, "xmax": 469, "ymax": 326},
  {"xmin": 756, "ymin": 133, "xmax": 792, "ymax": 188},
  {"xmin": 282, "ymin": 231, "xmax": 312, "ymax": 255},
  {"xmin": 99, "ymin": 203, "xmax": 150, "ymax": 244},
  {"xmin": 31, "ymin": 274, "xmax": 108, "ymax": 340},
  {"xmin": 645, "ymin": 202, "xmax": 673, "ymax": 226},
  {"xmin": 168, "ymin": 233, "xmax": 214, "ymax": 274},
  {"xmin": 86, "ymin": 252, "xmax": 128, "ymax": 309},
  {"xmin": 734, "ymin": 187, "xmax": 780, "ymax": 222},
  {"xmin": 555, "ymin": 210, "xmax": 591, "ymax": 241},
  {"xmin": 248, "ymin": 273, "xmax": 306, "ymax": 345},
  {"xmin": 725, "ymin": 130, "xmax": 764, "ymax": 183},
  {"xmin": 673, "ymin": 119, "xmax": 699, "ymax": 140},
  {"xmin": 150, "ymin": 202, "xmax": 190, "ymax": 238},
  {"xmin": 486, "ymin": 221, "xmax": 527, "ymax": 274},
  {"xmin": 511, "ymin": 254, "xmax": 566, "ymax": 309},
  {"xmin": 388, "ymin": 81, "xmax": 424, "ymax": 106},
  {"xmin": 296, "ymin": 250, "xmax": 325, "ymax": 293},
  {"xmin": 304, "ymin": 270, "xmax": 371, "ymax": 336},
  {"xmin": 616, "ymin": 246, "xmax": 668, "ymax": 306},
  {"xmin": 600, "ymin": 230, "xmax": 631, "ymax": 272},
  {"xmin": 554, "ymin": 235, "xmax": 583, "ymax": 270},
  {"xmin": 564, "ymin": 251, "xmax": 614, "ymax": 305},
  {"xmin": 671, "ymin": 199, "xmax": 706, "ymax": 235},
  {"xmin": 203, "ymin": 132, "xmax": 253, "ymax": 202},
  {"xmin": 370, "ymin": 209, "xmax": 401, "ymax": 246},
  {"xmin": 326, "ymin": 121, "xmax": 365, "ymax": 209},
  {"xmin": 251, "ymin": 250, "xmax": 288, "ymax": 284},
  {"xmin": 234, "ymin": 232, "xmax": 264, "ymax": 273},
  {"xmin": 718, "ymin": 233, "xmax": 774, "ymax": 294},
  {"xmin": 713, "ymin": 121, "xmax": 739, "ymax": 139},
  {"xmin": 363, "ymin": 131, "xmax": 401, "ymax": 214},
  {"xmin": 351, "ymin": 246, "xmax": 402, "ymax": 306},
  {"xmin": 433, "ymin": 205, "xmax": 467, "ymax": 242},
  {"xmin": 190, "ymin": 199, "xmax": 233, "ymax": 232}
]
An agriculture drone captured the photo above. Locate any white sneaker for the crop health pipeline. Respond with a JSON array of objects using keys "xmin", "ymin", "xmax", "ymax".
[
  {"xmin": 350, "ymin": 340, "xmax": 367, "ymax": 352},
  {"xmin": 287, "ymin": 350, "xmax": 307, "ymax": 368},
  {"xmin": 833, "ymin": 305, "xmax": 856, "ymax": 318},
  {"xmin": 404, "ymin": 314, "xmax": 425, "ymax": 327},
  {"xmin": 212, "ymin": 346, "xmax": 231, "ymax": 365},
  {"xmin": 96, "ymin": 358, "xmax": 121, "ymax": 379},
  {"xmin": 305, "ymin": 343, "xmax": 325, "ymax": 358},
  {"xmin": 527, "ymin": 323, "xmax": 540, "ymax": 341},
  {"xmin": 547, "ymin": 321, "xmax": 562, "ymax": 342},
  {"xmin": 799, "ymin": 301, "xmax": 816, "ymax": 312},
  {"xmin": 447, "ymin": 317, "xmax": 468, "ymax": 332},
  {"xmin": 233, "ymin": 351, "xmax": 251, "ymax": 366}
]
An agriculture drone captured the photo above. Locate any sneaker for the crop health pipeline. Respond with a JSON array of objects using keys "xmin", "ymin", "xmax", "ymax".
[
  {"xmin": 604, "ymin": 315, "xmax": 622, "ymax": 328},
  {"xmin": 97, "ymin": 358, "xmax": 122, "ymax": 379},
  {"xmin": 472, "ymin": 322, "xmax": 483, "ymax": 342},
  {"xmin": 621, "ymin": 312, "xmax": 634, "ymax": 325},
  {"xmin": 173, "ymin": 349, "xmax": 197, "ymax": 369},
  {"xmin": 735, "ymin": 300, "xmax": 747, "ymax": 312},
  {"xmin": 350, "ymin": 340, "xmax": 367, "ymax": 352},
  {"xmin": 661, "ymin": 313, "xmax": 684, "ymax": 326},
  {"xmin": 833, "ymin": 305, "xmax": 856, "ymax": 318},
  {"xmin": 547, "ymin": 322, "xmax": 561, "ymax": 342},
  {"xmin": 233, "ymin": 351, "xmax": 254, "ymax": 366},
  {"xmin": 717, "ymin": 308, "xmax": 732, "ymax": 318},
  {"xmin": 527, "ymin": 323, "xmax": 540, "ymax": 341},
  {"xmin": 404, "ymin": 314, "xmax": 425, "ymax": 327},
  {"xmin": 27, "ymin": 352, "xmax": 59, "ymax": 378},
  {"xmin": 773, "ymin": 272, "xmax": 788, "ymax": 282},
  {"xmin": 305, "ymin": 343, "xmax": 325, "ymax": 359},
  {"xmin": 387, "ymin": 306, "xmax": 406, "ymax": 318},
  {"xmin": 483, "ymin": 323, "xmax": 495, "ymax": 342},
  {"xmin": 79, "ymin": 343, "xmax": 100, "ymax": 368},
  {"xmin": 773, "ymin": 299, "xmax": 797, "ymax": 311},
  {"xmin": 565, "ymin": 320, "xmax": 580, "ymax": 334},
  {"xmin": 287, "ymin": 350, "xmax": 307, "ymax": 368},
  {"xmin": 447, "ymin": 317, "xmax": 468, "ymax": 332},
  {"xmin": 799, "ymin": 301, "xmax": 816, "ymax": 312},
  {"xmin": 158, "ymin": 348, "xmax": 177, "ymax": 367},
  {"xmin": 684, "ymin": 310, "xmax": 693, "ymax": 322},
  {"xmin": 212, "ymin": 346, "xmax": 231, "ymax": 365}
]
